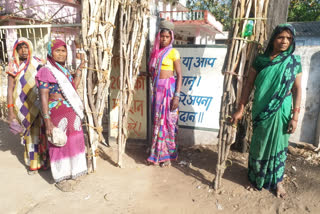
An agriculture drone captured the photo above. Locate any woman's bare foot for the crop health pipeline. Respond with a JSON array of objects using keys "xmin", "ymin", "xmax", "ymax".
[
  {"xmin": 27, "ymin": 170, "xmax": 38, "ymax": 175},
  {"xmin": 55, "ymin": 180, "xmax": 73, "ymax": 192},
  {"xmin": 245, "ymin": 183, "xmax": 256, "ymax": 191},
  {"xmin": 160, "ymin": 161, "xmax": 171, "ymax": 168},
  {"xmin": 277, "ymin": 182, "xmax": 287, "ymax": 198},
  {"xmin": 144, "ymin": 160, "xmax": 157, "ymax": 166}
]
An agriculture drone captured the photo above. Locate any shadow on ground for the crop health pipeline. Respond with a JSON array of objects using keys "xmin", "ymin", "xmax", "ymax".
[
  {"xmin": 0, "ymin": 120, "xmax": 54, "ymax": 184},
  {"xmin": 174, "ymin": 146, "xmax": 249, "ymax": 187},
  {"xmin": 0, "ymin": 120, "xmax": 25, "ymax": 165},
  {"xmin": 122, "ymin": 141, "xmax": 249, "ymax": 188}
]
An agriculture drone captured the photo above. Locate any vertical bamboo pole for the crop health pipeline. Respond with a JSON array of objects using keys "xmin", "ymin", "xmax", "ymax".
[{"xmin": 117, "ymin": 2, "xmax": 124, "ymax": 167}]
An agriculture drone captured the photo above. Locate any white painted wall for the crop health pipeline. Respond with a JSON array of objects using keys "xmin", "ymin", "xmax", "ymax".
[
  {"xmin": 194, "ymin": 30, "xmax": 217, "ymax": 45},
  {"xmin": 176, "ymin": 45, "xmax": 227, "ymax": 145},
  {"xmin": 290, "ymin": 40, "xmax": 320, "ymax": 145}
]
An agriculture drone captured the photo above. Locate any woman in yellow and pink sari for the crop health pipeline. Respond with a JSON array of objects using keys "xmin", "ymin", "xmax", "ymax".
[{"xmin": 147, "ymin": 20, "xmax": 182, "ymax": 167}]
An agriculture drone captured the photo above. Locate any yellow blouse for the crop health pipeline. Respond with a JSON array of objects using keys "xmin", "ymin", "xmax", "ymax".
[{"xmin": 161, "ymin": 48, "xmax": 180, "ymax": 71}]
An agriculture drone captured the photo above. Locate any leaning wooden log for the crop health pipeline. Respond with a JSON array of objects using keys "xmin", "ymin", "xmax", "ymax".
[{"xmin": 289, "ymin": 142, "xmax": 317, "ymax": 152}]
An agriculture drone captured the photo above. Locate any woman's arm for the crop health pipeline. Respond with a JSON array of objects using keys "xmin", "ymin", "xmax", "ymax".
[
  {"xmin": 39, "ymin": 88, "xmax": 54, "ymax": 136},
  {"xmin": 73, "ymin": 53, "xmax": 85, "ymax": 89},
  {"xmin": 171, "ymin": 59, "xmax": 182, "ymax": 111},
  {"xmin": 7, "ymin": 75, "xmax": 16, "ymax": 122},
  {"xmin": 73, "ymin": 66, "xmax": 83, "ymax": 89},
  {"xmin": 231, "ymin": 67, "xmax": 258, "ymax": 124},
  {"xmin": 287, "ymin": 73, "xmax": 302, "ymax": 133}
]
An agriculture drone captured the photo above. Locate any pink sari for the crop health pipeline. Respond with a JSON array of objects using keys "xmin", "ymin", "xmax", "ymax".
[
  {"xmin": 36, "ymin": 39, "xmax": 87, "ymax": 182},
  {"xmin": 147, "ymin": 31, "xmax": 179, "ymax": 164},
  {"xmin": 48, "ymin": 97, "xmax": 87, "ymax": 182}
]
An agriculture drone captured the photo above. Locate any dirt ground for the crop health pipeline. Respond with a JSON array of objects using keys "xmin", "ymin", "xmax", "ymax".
[{"xmin": 1, "ymin": 120, "xmax": 320, "ymax": 214}]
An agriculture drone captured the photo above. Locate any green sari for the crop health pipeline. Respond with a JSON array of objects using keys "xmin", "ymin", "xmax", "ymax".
[{"xmin": 248, "ymin": 24, "xmax": 302, "ymax": 190}]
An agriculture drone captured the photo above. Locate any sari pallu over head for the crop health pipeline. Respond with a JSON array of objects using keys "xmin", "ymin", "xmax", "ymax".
[
  {"xmin": 7, "ymin": 37, "xmax": 42, "ymax": 131},
  {"xmin": 252, "ymin": 24, "xmax": 302, "ymax": 126},
  {"xmin": 45, "ymin": 39, "xmax": 84, "ymax": 119}
]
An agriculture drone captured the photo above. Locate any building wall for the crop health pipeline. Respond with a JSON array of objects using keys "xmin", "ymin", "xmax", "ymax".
[
  {"xmin": 296, "ymin": 37, "xmax": 320, "ymax": 47},
  {"xmin": 1, "ymin": 0, "xmax": 81, "ymax": 65},
  {"xmin": 109, "ymin": 53, "xmax": 148, "ymax": 140},
  {"xmin": 195, "ymin": 30, "xmax": 216, "ymax": 45},
  {"xmin": 109, "ymin": 44, "xmax": 228, "ymax": 145},
  {"xmin": 3, "ymin": 0, "xmax": 80, "ymax": 23},
  {"xmin": 290, "ymin": 40, "xmax": 320, "ymax": 145},
  {"xmin": 176, "ymin": 45, "xmax": 227, "ymax": 145}
]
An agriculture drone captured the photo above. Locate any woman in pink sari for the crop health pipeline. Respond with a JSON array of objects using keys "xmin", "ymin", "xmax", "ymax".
[
  {"xmin": 36, "ymin": 39, "xmax": 87, "ymax": 191},
  {"xmin": 147, "ymin": 20, "xmax": 182, "ymax": 167}
]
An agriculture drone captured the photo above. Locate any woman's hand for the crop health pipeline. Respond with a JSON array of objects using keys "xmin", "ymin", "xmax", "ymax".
[
  {"xmin": 44, "ymin": 119, "xmax": 55, "ymax": 137},
  {"xmin": 7, "ymin": 111, "xmax": 16, "ymax": 123},
  {"xmin": 79, "ymin": 53, "xmax": 85, "ymax": 68},
  {"xmin": 171, "ymin": 96, "xmax": 179, "ymax": 111},
  {"xmin": 287, "ymin": 119, "xmax": 297, "ymax": 134},
  {"xmin": 230, "ymin": 110, "xmax": 243, "ymax": 125}
]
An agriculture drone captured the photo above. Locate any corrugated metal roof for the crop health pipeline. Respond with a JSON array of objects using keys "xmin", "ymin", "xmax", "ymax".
[{"xmin": 290, "ymin": 21, "xmax": 320, "ymax": 37}]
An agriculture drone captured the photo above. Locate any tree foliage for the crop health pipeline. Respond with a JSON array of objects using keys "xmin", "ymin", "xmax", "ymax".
[
  {"xmin": 288, "ymin": 0, "xmax": 320, "ymax": 22},
  {"xmin": 186, "ymin": 0, "xmax": 320, "ymax": 31},
  {"xmin": 186, "ymin": 0, "xmax": 232, "ymax": 31}
]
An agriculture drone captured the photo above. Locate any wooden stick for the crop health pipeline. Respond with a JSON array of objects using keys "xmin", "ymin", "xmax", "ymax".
[{"xmin": 117, "ymin": 1, "xmax": 124, "ymax": 168}]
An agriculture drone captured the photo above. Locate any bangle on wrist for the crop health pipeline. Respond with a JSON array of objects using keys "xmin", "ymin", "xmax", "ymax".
[
  {"xmin": 174, "ymin": 92, "xmax": 180, "ymax": 97},
  {"xmin": 7, "ymin": 104, "xmax": 14, "ymax": 108},
  {"xmin": 43, "ymin": 113, "xmax": 50, "ymax": 119},
  {"xmin": 75, "ymin": 72, "xmax": 81, "ymax": 77},
  {"xmin": 292, "ymin": 107, "xmax": 300, "ymax": 113}
]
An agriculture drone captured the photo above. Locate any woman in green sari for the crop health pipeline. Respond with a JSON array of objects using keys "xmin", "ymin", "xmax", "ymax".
[{"xmin": 232, "ymin": 24, "xmax": 302, "ymax": 198}]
